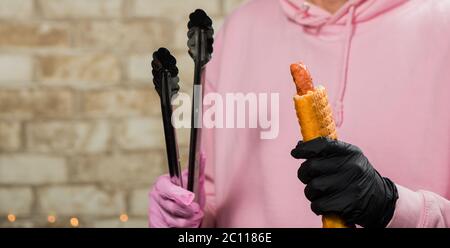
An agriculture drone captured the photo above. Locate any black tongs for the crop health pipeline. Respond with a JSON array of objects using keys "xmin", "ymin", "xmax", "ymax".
[
  {"xmin": 186, "ymin": 9, "xmax": 214, "ymax": 194},
  {"xmin": 151, "ymin": 48, "xmax": 183, "ymax": 187}
]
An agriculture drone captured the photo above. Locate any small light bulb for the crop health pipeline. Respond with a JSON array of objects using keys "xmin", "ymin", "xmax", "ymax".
[
  {"xmin": 119, "ymin": 214, "xmax": 128, "ymax": 222},
  {"xmin": 48, "ymin": 215, "xmax": 56, "ymax": 223},
  {"xmin": 7, "ymin": 214, "xmax": 16, "ymax": 223},
  {"xmin": 70, "ymin": 217, "xmax": 79, "ymax": 227}
]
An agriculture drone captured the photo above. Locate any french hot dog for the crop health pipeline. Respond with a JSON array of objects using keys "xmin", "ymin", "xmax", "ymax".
[{"xmin": 290, "ymin": 62, "xmax": 347, "ymax": 228}]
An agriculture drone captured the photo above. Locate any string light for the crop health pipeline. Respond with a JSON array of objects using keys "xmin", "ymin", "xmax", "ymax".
[
  {"xmin": 70, "ymin": 217, "xmax": 79, "ymax": 227},
  {"xmin": 7, "ymin": 214, "xmax": 16, "ymax": 223},
  {"xmin": 6, "ymin": 211, "xmax": 138, "ymax": 226},
  {"xmin": 47, "ymin": 215, "xmax": 56, "ymax": 224},
  {"xmin": 119, "ymin": 214, "xmax": 128, "ymax": 222},
  {"xmin": 7, "ymin": 212, "xmax": 134, "ymax": 226}
]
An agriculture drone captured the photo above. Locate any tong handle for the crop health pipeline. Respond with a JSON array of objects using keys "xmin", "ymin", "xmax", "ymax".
[{"xmin": 161, "ymin": 71, "xmax": 183, "ymax": 187}]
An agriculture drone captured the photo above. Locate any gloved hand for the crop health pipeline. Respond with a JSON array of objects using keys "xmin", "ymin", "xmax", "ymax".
[
  {"xmin": 148, "ymin": 153, "xmax": 206, "ymax": 228},
  {"xmin": 291, "ymin": 137, "xmax": 399, "ymax": 228}
]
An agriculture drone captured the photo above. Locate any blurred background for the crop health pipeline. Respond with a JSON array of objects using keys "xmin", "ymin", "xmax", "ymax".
[{"xmin": 0, "ymin": 0, "xmax": 246, "ymax": 227}]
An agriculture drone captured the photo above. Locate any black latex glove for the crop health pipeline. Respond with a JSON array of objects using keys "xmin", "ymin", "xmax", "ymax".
[{"xmin": 291, "ymin": 137, "xmax": 399, "ymax": 228}]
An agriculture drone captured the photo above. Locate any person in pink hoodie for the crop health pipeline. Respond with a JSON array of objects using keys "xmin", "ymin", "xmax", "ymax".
[{"xmin": 148, "ymin": 0, "xmax": 450, "ymax": 227}]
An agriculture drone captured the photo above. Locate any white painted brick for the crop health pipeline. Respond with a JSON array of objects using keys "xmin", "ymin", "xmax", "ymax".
[
  {"xmin": 74, "ymin": 20, "xmax": 172, "ymax": 53},
  {"xmin": 37, "ymin": 186, "xmax": 125, "ymax": 216},
  {"xmin": 38, "ymin": 0, "xmax": 122, "ymax": 19},
  {"xmin": 72, "ymin": 153, "xmax": 165, "ymax": 186},
  {"xmin": 81, "ymin": 88, "xmax": 160, "ymax": 117},
  {"xmin": 26, "ymin": 120, "xmax": 112, "ymax": 154},
  {"xmin": 0, "ymin": 121, "xmax": 21, "ymax": 152},
  {"xmin": 173, "ymin": 52, "xmax": 194, "ymax": 91},
  {"xmin": 116, "ymin": 117, "xmax": 164, "ymax": 150},
  {"xmin": 127, "ymin": 55, "xmax": 151, "ymax": 82},
  {"xmin": 0, "ymin": 187, "xmax": 33, "ymax": 215},
  {"xmin": 0, "ymin": 0, "xmax": 33, "ymax": 19},
  {"xmin": 0, "ymin": 155, "xmax": 67, "ymax": 184},
  {"xmin": 36, "ymin": 54, "xmax": 121, "ymax": 85},
  {"xmin": 224, "ymin": 0, "xmax": 247, "ymax": 14},
  {"xmin": 129, "ymin": 188, "xmax": 148, "ymax": 216},
  {"xmin": 175, "ymin": 126, "xmax": 190, "ymax": 148},
  {"xmin": 0, "ymin": 55, "xmax": 33, "ymax": 82},
  {"xmin": 0, "ymin": 89, "xmax": 74, "ymax": 119},
  {"xmin": 130, "ymin": 0, "xmax": 221, "ymax": 18},
  {"xmin": 0, "ymin": 21, "xmax": 70, "ymax": 49}
]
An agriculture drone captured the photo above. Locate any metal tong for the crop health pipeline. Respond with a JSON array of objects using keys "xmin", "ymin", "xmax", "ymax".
[
  {"xmin": 151, "ymin": 48, "xmax": 183, "ymax": 187},
  {"xmin": 186, "ymin": 9, "xmax": 214, "ymax": 196},
  {"xmin": 150, "ymin": 9, "xmax": 214, "ymax": 196}
]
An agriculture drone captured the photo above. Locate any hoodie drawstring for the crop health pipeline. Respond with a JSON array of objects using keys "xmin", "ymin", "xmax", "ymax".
[
  {"xmin": 334, "ymin": 5, "xmax": 356, "ymax": 127},
  {"xmin": 280, "ymin": 0, "xmax": 409, "ymax": 127}
]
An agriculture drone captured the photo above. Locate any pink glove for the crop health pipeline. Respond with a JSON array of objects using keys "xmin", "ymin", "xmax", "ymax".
[{"xmin": 148, "ymin": 153, "xmax": 206, "ymax": 228}]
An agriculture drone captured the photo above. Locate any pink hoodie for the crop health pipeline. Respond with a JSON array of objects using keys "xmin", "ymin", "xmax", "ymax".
[{"xmin": 200, "ymin": 0, "xmax": 450, "ymax": 227}]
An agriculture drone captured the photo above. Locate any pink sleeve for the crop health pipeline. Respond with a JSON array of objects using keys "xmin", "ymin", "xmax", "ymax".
[{"xmin": 387, "ymin": 184, "xmax": 450, "ymax": 228}]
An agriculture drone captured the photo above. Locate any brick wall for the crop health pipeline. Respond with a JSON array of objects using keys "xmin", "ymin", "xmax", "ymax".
[{"xmin": 0, "ymin": 0, "xmax": 246, "ymax": 228}]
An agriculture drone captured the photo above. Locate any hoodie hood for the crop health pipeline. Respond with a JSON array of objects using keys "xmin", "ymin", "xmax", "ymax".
[
  {"xmin": 279, "ymin": 0, "xmax": 409, "ymax": 126},
  {"xmin": 280, "ymin": 0, "xmax": 408, "ymax": 30}
]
